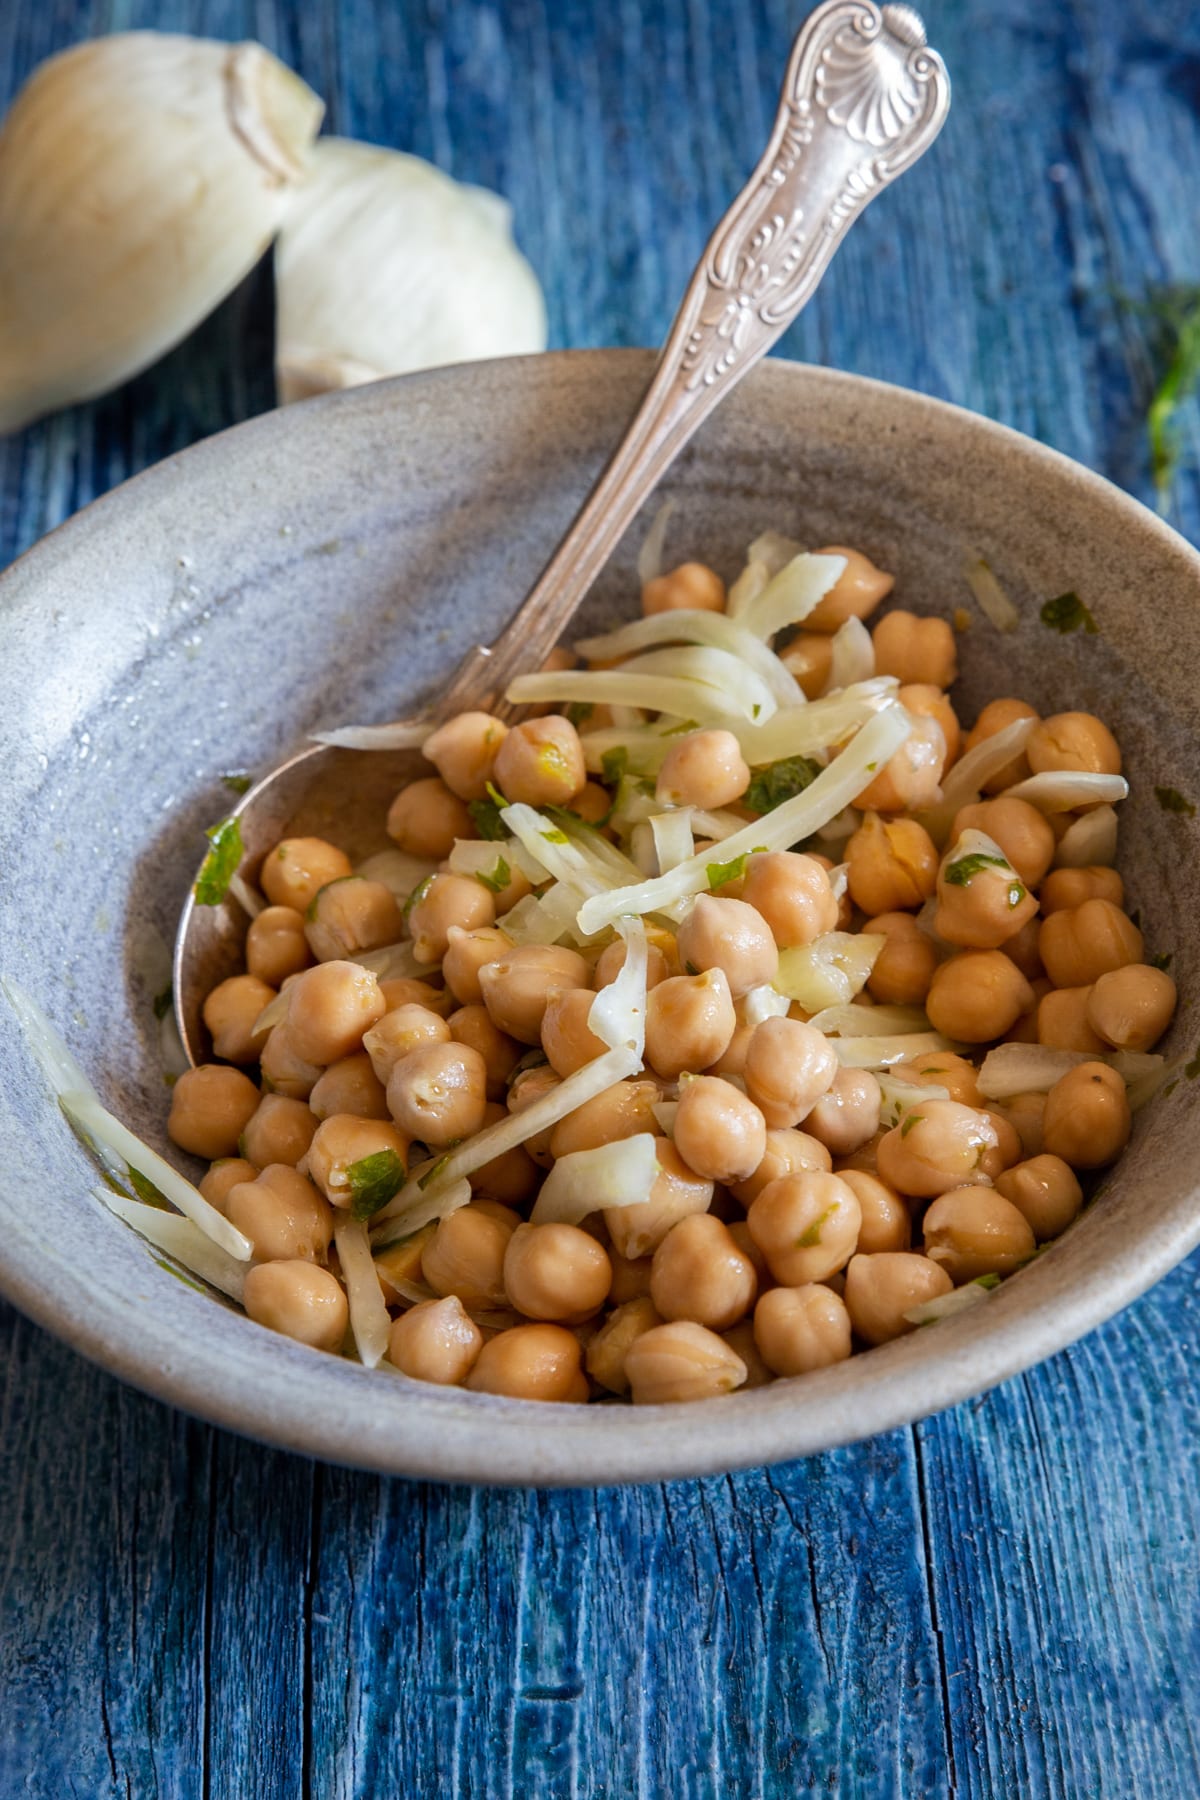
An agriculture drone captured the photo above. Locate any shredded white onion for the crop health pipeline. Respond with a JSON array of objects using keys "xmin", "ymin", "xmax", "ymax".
[
  {"xmin": 877, "ymin": 1071, "xmax": 951, "ymax": 1126},
  {"xmin": 963, "ymin": 553, "xmax": 1020, "ymax": 631},
  {"xmin": 358, "ymin": 847, "xmax": 438, "ymax": 896},
  {"xmin": 311, "ymin": 720, "xmax": 431, "ymax": 750},
  {"xmin": 833, "ymin": 1032, "xmax": 956, "ymax": 1069},
  {"xmin": 333, "ymin": 1214, "xmax": 391, "ymax": 1368},
  {"xmin": 977, "ymin": 1042, "xmax": 1164, "ymax": 1101},
  {"xmin": 1003, "ymin": 772, "xmax": 1129, "ymax": 813},
  {"xmin": 808, "ymin": 1003, "xmax": 930, "ymax": 1037},
  {"xmin": 370, "ymin": 1177, "xmax": 472, "ymax": 1248},
  {"xmin": 650, "ymin": 809, "xmax": 695, "ymax": 873},
  {"xmin": 775, "ymin": 933, "xmax": 886, "ymax": 1010},
  {"xmin": 98, "ymin": 1189, "xmax": 248, "ymax": 1301},
  {"xmin": 351, "ymin": 940, "xmax": 425, "ymax": 980},
  {"xmin": 227, "ymin": 871, "xmax": 265, "ymax": 919},
  {"xmin": 742, "ymin": 984, "xmax": 791, "ymax": 1027},
  {"xmin": 530, "ymin": 1132, "xmax": 659, "ymax": 1224}
]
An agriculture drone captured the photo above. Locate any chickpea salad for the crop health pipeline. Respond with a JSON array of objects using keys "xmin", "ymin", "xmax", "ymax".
[{"xmin": 11, "ymin": 530, "xmax": 1178, "ymax": 1405}]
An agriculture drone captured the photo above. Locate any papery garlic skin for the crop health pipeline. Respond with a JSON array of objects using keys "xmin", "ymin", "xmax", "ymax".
[
  {"xmin": 0, "ymin": 34, "xmax": 323, "ymax": 434},
  {"xmin": 274, "ymin": 138, "xmax": 547, "ymax": 403}
]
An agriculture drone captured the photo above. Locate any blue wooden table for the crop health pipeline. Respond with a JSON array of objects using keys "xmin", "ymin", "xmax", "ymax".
[{"xmin": 2, "ymin": 2, "xmax": 1199, "ymax": 1794}]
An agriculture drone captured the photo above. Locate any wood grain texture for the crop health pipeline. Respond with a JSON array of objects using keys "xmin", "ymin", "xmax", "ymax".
[{"xmin": 1, "ymin": 1, "xmax": 1199, "ymax": 1795}]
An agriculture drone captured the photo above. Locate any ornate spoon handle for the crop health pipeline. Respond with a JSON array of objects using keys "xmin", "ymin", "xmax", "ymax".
[{"xmin": 438, "ymin": 0, "xmax": 949, "ymax": 718}]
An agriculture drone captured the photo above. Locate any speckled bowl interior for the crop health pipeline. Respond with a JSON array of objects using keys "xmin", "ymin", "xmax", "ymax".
[{"xmin": 2, "ymin": 350, "xmax": 1198, "ymax": 1487}]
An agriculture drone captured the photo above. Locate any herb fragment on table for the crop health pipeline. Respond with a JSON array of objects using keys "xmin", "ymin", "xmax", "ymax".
[
  {"xmin": 221, "ymin": 771, "xmax": 253, "ymax": 795},
  {"xmin": 1155, "ymin": 785, "xmax": 1196, "ymax": 817},
  {"xmin": 193, "ymin": 816, "xmax": 243, "ymax": 906},
  {"xmin": 1143, "ymin": 284, "xmax": 1200, "ymax": 512}
]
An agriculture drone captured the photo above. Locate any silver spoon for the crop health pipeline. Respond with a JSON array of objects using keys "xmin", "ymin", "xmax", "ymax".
[{"xmin": 174, "ymin": 0, "xmax": 950, "ymax": 1063}]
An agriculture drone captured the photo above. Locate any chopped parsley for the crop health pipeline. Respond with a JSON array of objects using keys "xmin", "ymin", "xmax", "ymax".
[
  {"xmin": 402, "ymin": 873, "xmax": 434, "ymax": 921},
  {"xmin": 129, "ymin": 1168, "xmax": 171, "ymax": 1209},
  {"xmin": 974, "ymin": 1273, "xmax": 1003, "ymax": 1290},
  {"xmin": 943, "ymin": 852, "xmax": 1010, "ymax": 888},
  {"xmin": 565, "ymin": 702, "xmax": 594, "ymax": 727},
  {"xmin": 1040, "ymin": 591, "xmax": 1098, "ymax": 635},
  {"xmin": 540, "ymin": 827, "xmax": 570, "ymax": 845},
  {"xmin": 1150, "ymin": 950, "xmax": 1174, "ymax": 971},
  {"xmin": 193, "ymin": 815, "xmax": 243, "ymax": 906},
  {"xmin": 1155, "ymin": 785, "xmax": 1196, "ymax": 817},
  {"xmin": 745, "ymin": 755, "xmax": 822, "ymax": 815},
  {"xmin": 152, "ymin": 985, "xmax": 173, "ymax": 1022},
  {"xmin": 475, "ymin": 856, "xmax": 512, "ymax": 894},
  {"xmin": 706, "ymin": 852, "xmax": 749, "ymax": 889},
  {"xmin": 900, "ymin": 1112, "xmax": 924, "ymax": 1137},
  {"xmin": 486, "ymin": 781, "xmax": 510, "ymax": 809},
  {"xmin": 601, "ymin": 747, "xmax": 628, "ymax": 787},
  {"xmin": 346, "ymin": 1150, "xmax": 406, "ymax": 1220},
  {"xmin": 661, "ymin": 719, "xmax": 700, "ymax": 736},
  {"xmin": 221, "ymin": 770, "xmax": 253, "ymax": 796},
  {"xmin": 468, "ymin": 796, "xmax": 507, "ymax": 840},
  {"xmin": 796, "ymin": 1205, "xmax": 835, "ymax": 1248}
]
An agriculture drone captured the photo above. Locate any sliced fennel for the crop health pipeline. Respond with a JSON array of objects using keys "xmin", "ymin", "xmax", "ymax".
[
  {"xmin": 736, "ymin": 553, "xmax": 846, "ymax": 640},
  {"xmin": 98, "ymin": 1189, "xmax": 248, "ymax": 1301},
  {"xmin": 905, "ymin": 1276, "xmax": 1001, "ymax": 1326},
  {"xmin": 333, "ymin": 1214, "xmax": 391, "ymax": 1368},
  {"xmin": 825, "ymin": 617, "xmax": 874, "ymax": 692},
  {"xmin": 963, "ymin": 554, "xmax": 1020, "ymax": 631},
  {"xmin": 650, "ymin": 809, "xmax": 696, "ymax": 873},
  {"xmin": 350, "ymin": 940, "xmax": 426, "ymax": 981},
  {"xmin": 574, "ymin": 609, "xmax": 803, "ymax": 707},
  {"xmin": 1003, "ymin": 771, "xmax": 1129, "ymax": 813},
  {"xmin": 808, "ymin": 1003, "xmax": 930, "ymax": 1037},
  {"xmin": 1054, "ymin": 805, "xmax": 1119, "ymax": 868},
  {"xmin": 370, "ymin": 1177, "xmax": 473, "ymax": 1250},
  {"xmin": 877, "ymin": 1071, "xmax": 951, "ymax": 1126},
  {"xmin": 833, "ymin": 1032, "xmax": 957, "ymax": 1069},
  {"xmin": 507, "ymin": 668, "xmax": 754, "ymax": 725},
  {"xmin": 530, "ymin": 1133, "xmax": 659, "ymax": 1224},
  {"xmin": 743, "ymin": 984, "xmax": 792, "ymax": 1027},
  {"xmin": 636, "ymin": 498, "xmax": 676, "ymax": 586},
  {"xmin": 775, "ymin": 932, "xmax": 886, "ymax": 1010},
  {"xmin": 976, "ymin": 1042, "xmax": 1164, "ymax": 1101},
  {"xmin": 311, "ymin": 719, "xmax": 432, "ymax": 750},
  {"xmin": 730, "ymin": 679, "xmax": 900, "ymax": 765},
  {"xmin": 921, "ymin": 715, "xmax": 1040, "ymax": 842},
  {"xmin": 357, "ymin": 847, "xmax": 439, "ymax": 897}
]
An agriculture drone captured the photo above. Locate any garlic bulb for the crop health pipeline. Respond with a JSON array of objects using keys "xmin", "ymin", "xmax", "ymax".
[
  {"xmin": 274, "ymin": 139, "xmax": 546, "ymax": 403},
  {"xmin": 0, "ymin": 33, "xmax": 323, "ymax": 434}
]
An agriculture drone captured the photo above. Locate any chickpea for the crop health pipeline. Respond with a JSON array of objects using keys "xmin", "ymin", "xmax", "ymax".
[
  {"xmin": 422, "ymin": 711, "xmax": 509, "ymax": 802},
  {"xmin": 934, "ymin": 848, "xmax": 1038, "ymax": 951},
  {"xmin": 479, "ymin": 944, "xmax": 591, "ymax": 1044},
  {"xmin": 844, "ymin": 813, "xmax": 936, "ymax": 917},
  {"xmin": 465, "ymin": 1322, "xmax": 589, "ymax": 1401},
  {"xmin": 502, "ymin": 1222, "xmax": 612, "ymax": 1323},
  {"xmin": 227, "ymin": 1164, "xmax": 333, "ymax": 1263},
  {"xmin": 442, "ymin": 925, "xmax": 512, "ymax": 1005},
  {"xmin": 549, "ymin": 1078, "xmax": 660, "ymax": 1161},
  {"xmin": 493, "ymin": 716, "xmax": 586, "ymax": 808},
  {"xmin": 753, "ymin": 1284, "xmax": 852, "ymax": 1376},
  {"xmin": 730, "ymin": 1127, "xmax": 833, "ymax": 1206},
  {"xmin": 446, "ymin": 1004, "xmax": 522, "ymax": 1096},
  {"xmin": 1004, "ymin": 1091, "xmax": 1047, "ymax": 1159},
  {"xmin": 925, "ymin": 951, "xmax": 1034, "ymax": 1043},
  {"xmin": 803, "ymin": 1068, "xmax": 882, "ymax": 1157},
  {"xmin": 856, "ymin": 714, "xmax": 947, "ymax": 813},
  {"xmin": 738, "ymin": 852, "xmax": 836, "ymax": 951},
  {"xmin": 675, "ymin": 895, "xmax": 778, "ymax": 998},
  {"xmin": 386, "ymin": 1041, "xmax": 488, "ymax": 1146},
  {"xmin": 300, "ymin": 1116, "xmax": 408, "ymax": 1214},
  {"xmin": 747, "ymin": 1171, "xmax": 861, "ymax": 1285},
  {"xmin": 259, "ymin": 1022, "xmax": 323, "ymax": 1100},
  {"xmin": 995, "ymin": 1154, "xmax": 1081, "ymax": 1242},
  {"xmin": 655, "ymin": 729, "xmax": 750, "ymax": 809},
  {"xmin": 287, "ymin": 960, "xmax": 387, "ymax": 1066},
  {"xmin": 625, "ymin": 1320, "xmax": 747, "ymax": 1403},
  {"xmin": 876, "ymin": 1099, "xmax": 1001, "ymax": 1198},
  {"xmin": 965, "ymin": 697, "xmax": 1038, "ymax": 792},
  {"xmin": 168, "ymin": 1063, "xmax": 261, "ymax": 1160},
  {"xmin": 843, "ymin": 1252, "xmax": 953, "ymax": 1345},
  {"xmin": 673, "ymin": 1075, "xmax": 767, "ymax": 1184},
  {"xmin": 363, "ymin": 1004, "xmax": 451, "ymax": 1086},
  {"xmin": 540, "ymin": 988, "xmax": 607, "ymax": 1078},
  {"xmin": 199, "ymin": 1157, "xmax": 258, "ymax": 1213},
  {"xmin": 644, "ymin": 968, "xmax": 736, "ymax": 1078},
  {"xmin": 246, "ymin": 904, "xmax": 312, "ymax": 987},
  {"xmin": 608, "ymin": 1244, "xmax": 654, "ymax": 1304},
  {"xmin": 507, "ymin": 1065, "xmax": 563, "ymax": 1167},
  {"xmin": 864, "ymin": 912, "xmax": 939, "ymax": 1006},
  {"xmin": 605, "ymin": 1139, "xmax": 714, "ymax": 1260},
  {"xmin": 894, "ymin": 1049, "xmax": 985, "ymax": 1108},
  {"xmin": 705, "ymin": 1020, "xmax": 754, "ymax": 1078},
  {"xmin": 641, "ymin": 560, "xmax": 726, "ymax": 615},
  {"xmin": 469, "ymin": 1102, "xmax": 542, "ymax": 1206},
  {"xmin": 949, "ymin": 798, "xmax": 1055, "ymax": 890},
  {"xmin": 379, "ymin": 976, "xmax": 451, "ymax": 1014},
  {"xmin": 898, "ymin": 684, "xmax": 961, "ymax": 767},
  {"xmin": 594, "ymin": 938, "xmax": 670, "ymax": 992},
  {"xmin": 1036, "ymin": 986, "xmax": 1107, "ymax": 1054},
  {"xmin": 648, "ymin": 1214, "xmax": 758, "ymax": 1330},
  {"xmin": 422, "ymin": 1203, "xmax": 515, "ymax": 1306},
  {"xmin": 1004, "ymin": 915, "xmax": 1045, "ymax": 982},
  {"xmin": 1040, "ymin": 866, "xmax": 1124, "ymax": 915},
  {"xmin": 923, "ymin": 1185, "xmax": 1036, "ymax": 1281},
  {"xmin": 980, "ymin": 1109, "xmax": 1023, "ymax": 1176},
  {"xmin": 1086, "ymin": 964, "xmax": 1177, "ymax": 1053},
  {"xmin": 1039, "ymin": 899, "xmax": 1143, "ymax": 990},
  {"xmin": 386, "ymin": 777, "xmax": 474, "ymax": 859},
  {"xmin": 1042, "ymin": 1061, "xmax": 1131, "ymax": 1169},
  {"xmin": 1027, "ymin": 711, "xmax": 1121, "ymax": 776},
  {"xmin": 372, "ymin": 1224, "xmax": 436, "ymax": 1303},
  {"xmin": 584, "ymin": 1297, "xmax": 663, "ymax": 1394},
  {"xmin": 202, "ymin": 973, "xmax": 277, "ymax": 1064},
  {"xmin": 780, "ymin": 632, "xmax": 834, "ymax": 698},
  {"xmin": 243, "ymin": 1260, "xmax": 347, "ymax": 1352},
  {"xmin": 308, "ymin": 1051, "xmax": 390, "ymax": 1122},
  {"xmin": 743, "ymin": 1017, "xmax": 838, "ymax": 1129},
  {"xmin": 260, "ymin": 837, "xmax": 353, "ymax": 913},
  {"xmin": 388, "ymin": 1294, "xmax": 483, "ymax": 1385},
  {"xmin": 837, "ymin": 1170, "xmax": 911, "ymax": 1253},
  {"xmin": 804, "ymin": 545, "xmax": 895, "ymax": 632},
  {"xmin": 833, "ymin": 1129, "xmax": 887, "ymax": 1174},
  {"xmin": 408, "ymin": 873, "xmax": 495, "ymax": 966},
  {"xmin": 726, "ymin": 1220, "xmax": 772, "ymax": 1288},
  {"xmin": 305, "ymin": 878, "xmax": 404, "ymax": 965},
  {"xmin": 871, "ymin": 609, "xmax": 957, "ymax": 688},
  {"xmin": 240, "ymin": 1093, "xmax": 317, "ymax": 1169}
]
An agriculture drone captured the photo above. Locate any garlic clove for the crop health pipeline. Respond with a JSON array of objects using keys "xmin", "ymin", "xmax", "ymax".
[
  {"xmin": 274, "ymin": 138, "xmax": 547, "ymax": 405},
  {"xmin": 0, "ymin": 33, "xmax": 324, "ymax": 434}
]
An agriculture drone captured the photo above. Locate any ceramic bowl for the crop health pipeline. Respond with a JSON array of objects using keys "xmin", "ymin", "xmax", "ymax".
[{"xmin": 2, "ymin": 350, "xmax": 1198, "ymax": 1487}]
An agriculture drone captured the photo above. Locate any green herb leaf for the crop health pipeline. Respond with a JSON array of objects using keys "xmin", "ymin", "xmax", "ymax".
[
  {"xmin": 1144, "ymin": 284, "xmax": 1200, "ymax": 512},
  {"xmin": 193, "ymin": 815, "xmax": 243, "ymax": 906},
  {"xmin": 152, "ymin": 985, "xmax": 173, "ymax": 1022},
  {"xmin": 900, "ymin": 1112, "xmax": 924, "ymax": 1138},
  {"xmin": 403, "ymin": 873, "xmax": 434, "ymax": 922},
  {"xmin": 468, "ymin": 797, "xmax": 508, "ymax": 840},
  {"xmin": 661, "ymin": 719, "xmax": 700, "ymax": 736},
  {"xmin": 129, "ymin": 1168, "xmax": 171, "ymax": 1209},
  {"xmin": 1040, "ymin": 591, "xmax": 1098, "ymax": 635},
  {"xmin": 1150, "ymin": 949, "xmax": 1174, "ymax": 971},
  {"xmin": 565, "ymin": 702, "xmax": 594, "ymax": 727},
  {"xmin": 221, "ymin": 771, "xmax": 253, "ymax": 796},
  {"xmin": 973, "ymin": 1273, "xmax": 1003, "ymax": 1290},
  {"xmin": 706, "ymin": 852, "xmax": 749, "ymax": 889},
  {"xmin": 486, "ymin": 781, "xmax": 510, "ymax": 809},
  {"xmin": 746, "ymin": 755, "xmax": 822, "ymax": 815},
  {"xmin": 475, "ymin": 856, "xmax": 512, "ymax": 894},
  {"xmin": 601, "ymin": 747, "xmax": 628, "ymax": 787},
  {"xmin": 347, "ymin": 1149, "xmax": 406, "ymax": 1220},
  {"xmin": 1155, "ymin": 785, "xmax": 1196, "ymax": 818},
  {"xmin": 943, "ymin": 852, "xmax": 1010, "ymax": 888}
]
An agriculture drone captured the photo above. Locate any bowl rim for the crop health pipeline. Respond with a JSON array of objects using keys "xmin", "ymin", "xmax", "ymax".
[{"xmin": 4, "ymin": 347, "xmax": 1200, "ymax": 1487}]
